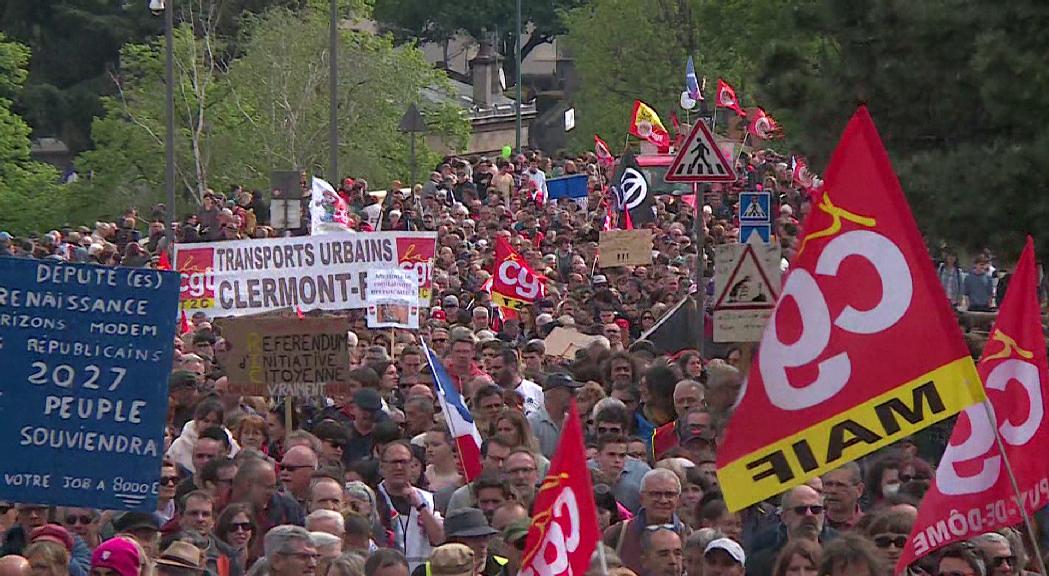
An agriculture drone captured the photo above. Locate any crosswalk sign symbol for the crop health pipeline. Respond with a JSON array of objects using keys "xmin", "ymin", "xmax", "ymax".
[
  {"xmin": 738, "ymin": 191, "xmax": 771, "ymax": 223},
  {"xmin": 664, "ymin": 121, "xmax": 737, "ymax": 183}
]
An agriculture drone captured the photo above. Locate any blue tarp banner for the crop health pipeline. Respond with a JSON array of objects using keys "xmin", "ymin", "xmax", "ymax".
[
  {"xmin": 546, "ymin": 174, "xmax": 589, "ymax": 199},
  {"xmin": 0, "ymin": 258, "xmax": 179, "ymax": 510}
]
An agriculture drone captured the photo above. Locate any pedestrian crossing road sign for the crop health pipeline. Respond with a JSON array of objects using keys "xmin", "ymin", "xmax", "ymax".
[
  {"xmin": 740, "ymin": 223, "xmax": 771, "ymax": 244},
  {"xmin": 665, "ymin": 121, "xmax": 737, "ymax": 183},
  {"xmin": 738, "ymin": 191, "xmax": 771, "ymax": 223}
]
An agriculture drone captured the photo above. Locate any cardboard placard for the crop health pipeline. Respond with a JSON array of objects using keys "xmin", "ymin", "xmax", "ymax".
[
  {"xmin": 598, "ymin": 229, "xmax": 653, "ymax": 268},
  {"xmin": 216, "ymin": 317, "xmax": 351, "ymax": 398},
  {"xmin": 543, "ymin": 327, "xmax": 601, "ymax": 360}
]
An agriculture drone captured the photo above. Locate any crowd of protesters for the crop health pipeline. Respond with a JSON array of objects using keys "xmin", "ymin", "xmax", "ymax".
[{"xmin": 0, "ymin": 141, "xmax": 1039, "ymax": 576}]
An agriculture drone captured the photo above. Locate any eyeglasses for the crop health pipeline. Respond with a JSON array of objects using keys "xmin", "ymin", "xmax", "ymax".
[
  {"xmin": 873, "ymin": 534, "xmax": 907, "ymax": 549},
  {"xmin": 281, "ymin": 464, "xmax": 316, "ymax": 472},
  {"xmin": 789, "ymin": 505, "xmax": 825, "ymax": 516},
  {"xmin": 899, "ymin": 473, "xmax": 930, "ymax": 483},
  {"xmin": 230, "ymin": 522, "xmax": 253, "ymax": 533},
  {"xmin": 160, "ymin": 476, "xmax": 180, "ymax": 486},
  {"xmin": 642, "ymin": 491, "xmax": 680, "ymax": 501},
  {"xmin": 643, "ymin": 524, "xmax": 676, "ymax": 532},
  {"xmin": 280, "ymin": 552, "xmax": 320, "ymax": 563},
  {"xmin": 65, "ymin": 515, "xmax": 95, "ymax": 526},
  {"xmin": 990, "ymin": 555, "xmax": 1016, "ymax": 568}
]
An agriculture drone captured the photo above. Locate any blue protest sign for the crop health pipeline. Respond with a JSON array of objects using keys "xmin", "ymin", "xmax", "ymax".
[
  {"xmin": 740, "ymin": 223, "xmax": 772, "ymax": 244},
  {"xmin": 546, "ymin": 174, "xmax": 589, "ymax": 200},
  {"xmin": 0, "ymin": 258, "xmax": 179, "ymax": 511},
  {"xmin": 738, "ymin": 191, "xmax": 771, "ymax": 223}
]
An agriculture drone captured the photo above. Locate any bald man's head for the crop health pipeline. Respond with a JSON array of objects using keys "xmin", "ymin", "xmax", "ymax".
[
  {"xmin": 780, "ymin": 485, "xmax": 824, "ymax": 542},
  {"xmin": 0, "ymin": 555, "xmax": 30, "ymax": 576}
]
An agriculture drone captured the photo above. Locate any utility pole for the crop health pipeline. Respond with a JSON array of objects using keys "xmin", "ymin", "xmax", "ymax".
[
  {"xmin": 164, "ymin": 0, "xmax": 176, "ymax": 254},
  {"xmin": 514, "ymin": 0, "xmax": 522, "ymax": 152},
  {"xmin": 329, "ymin": 0, "xmax": 339, "ymax": 184}
]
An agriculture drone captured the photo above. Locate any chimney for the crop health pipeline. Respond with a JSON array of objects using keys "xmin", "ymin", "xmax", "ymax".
[{"xmin": 469, "ymin": 36, "xmax": 502, "ymax": 108}]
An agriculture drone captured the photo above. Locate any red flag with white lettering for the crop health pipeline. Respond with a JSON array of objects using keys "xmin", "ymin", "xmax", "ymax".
[
  {"xmin": 519, "ymin": 399, "xmax": 600, "ymax": 576},
  {"xmin": 491, "ymin": 236, "xmax": 546, "ymax": 310},
  {"xmin": 715, "ymin": 106, "xmax": 984, "ymax": 511},
  {"xmin": 898, "ymin": 237, "xmax": 1049, "ymax": 571}
]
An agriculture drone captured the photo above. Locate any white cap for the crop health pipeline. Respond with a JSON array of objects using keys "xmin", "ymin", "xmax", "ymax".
[{"xmin": 704, "ymin": 538, "xmax": 745, "ymax": 565}]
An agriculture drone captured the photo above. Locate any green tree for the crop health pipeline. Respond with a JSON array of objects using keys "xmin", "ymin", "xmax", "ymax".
[
  {"xmin": 563, "ymin": 0, "xmax": 815, "ymax": 151},
  {"xmin": 0, "ymin": 32, "xmax": 64, "ymax": 234},
  {"xmin": 373, "ymin": 0, "xmax": 582, "ymax": 77},
  {"xmin": 70, "ymin": 5, "xmax": 469, "ymax": 224},
  {"xmin": 755, "ymin": 0, "xmax": 1049, "ymax": 260}
]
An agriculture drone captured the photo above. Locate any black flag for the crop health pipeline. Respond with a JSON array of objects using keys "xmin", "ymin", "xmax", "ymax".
[
  {"xmin": 612, "ymin": 151, "xmax": 656, "ymax": 227},
  {"xmin": 640, "ymin": 296, "xmax": 701, "ymax": 355}
]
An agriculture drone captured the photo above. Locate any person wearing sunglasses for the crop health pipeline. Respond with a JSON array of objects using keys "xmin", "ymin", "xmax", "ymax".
[
  {"xmin": 933, "ymin": 541, "xmax": 987, "ymax": 576},
  {"xmin": 747, "ymin": 485, "xmax": 831, "ymax": 576},
  {"xmin": 59, "ymin": 509, "xmax": 100, "ymax": 551},
  {"xmin": 864, "ymin": 508, "xmax": 915, "ymax": 574},
  {"xmin": 214, "ymin": 504, "xmax": 257, "ymax": 574},
  {"xmin": 971, "ymin": 532, "xmax": 1019, "ymax": 576}
]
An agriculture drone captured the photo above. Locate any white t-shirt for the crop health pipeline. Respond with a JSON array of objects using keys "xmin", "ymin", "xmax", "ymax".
[{"xmin": 516, "ymin": 379, "xmax": 545, "ymax": 415}]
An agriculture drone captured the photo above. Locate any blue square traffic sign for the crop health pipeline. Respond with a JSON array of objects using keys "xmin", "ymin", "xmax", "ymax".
[{"xmin": 738, "ymin": 192, "xmax": 771, "ymax": 223}]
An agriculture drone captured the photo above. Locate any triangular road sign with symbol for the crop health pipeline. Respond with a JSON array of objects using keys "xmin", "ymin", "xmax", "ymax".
[
  {"xmin": 665, "ymin": 121, "xmax": 737, "ymax": 183},
  {"xmin": 713, "ymin": 243, "xmax": 779, "ymax": 310}
]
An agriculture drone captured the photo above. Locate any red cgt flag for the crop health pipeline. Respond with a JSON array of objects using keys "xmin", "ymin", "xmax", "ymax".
[
  {"xmin": 491, "ymin": 236, "xmax": 546, "ymax": 310},
  {"xmin": 715, "ymin": 106, "xmax": 984, "ymax": 511},
  {"xmin": 715, "ymin": 79, "xmax": 745, "ymax": 117},
  {"xmin": 519, "ymin": 399, "xmax": 600, "ymax": 576},
  {"xmin": 594, "ymin": 134, "xmax": 615, "ymax": 168},
  {"xmin": 747, "ymin": 107, "xmax": 780, "ymax": 140},
  {"xmin": 898, "ymin": 237, "xmax": 1049, "ymax": 572}
]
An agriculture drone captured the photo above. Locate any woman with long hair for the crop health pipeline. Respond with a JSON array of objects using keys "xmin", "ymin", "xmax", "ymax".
[{"xmin": 214, "ymin": 503, "xmax": 258, "ymax": 573}]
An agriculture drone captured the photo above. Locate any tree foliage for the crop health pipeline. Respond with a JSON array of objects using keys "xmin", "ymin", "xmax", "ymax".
[
  {"xmin": 0, "ymin": 32, "xmax": 64, "ymax": 235},
  {"xmin": 755, "ymin": 0, "xmax": 1049, "ymax": 260},
  {"xmin": 68, "ymin": 5, "xmax": 468, "ymax": 224},
  {"xmin": 563, "ymin": 0, "xmax": 814, "ymax": 152}
]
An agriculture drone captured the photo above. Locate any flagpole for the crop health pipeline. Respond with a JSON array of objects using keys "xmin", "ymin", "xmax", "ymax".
[
  {"xmin": 981, "ymin": 400, "xmax": 1049, "ymax": 576},
  {"xmin": 734, "ymin": 132, "xmax": 750, "ymax": 171}
]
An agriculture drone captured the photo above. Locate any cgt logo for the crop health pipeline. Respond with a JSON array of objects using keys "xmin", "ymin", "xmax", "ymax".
[
  {"xmin": 396, "ymin": 238, "xmax": 435, "ymax": 299},
  {"xmin": 520, "ymin": 486, "xmax": 583, "ymax": 576},
  {"xmin": 177, "ymin": 248, "xmax": 215, "ymax": 307},
  {"xmin": 937, "ymin": 330, "xmax": 1044, "ymax": 495},
  {"xmin": 498, "ymin": 258, "xmax": 542, "ymax": 301}
]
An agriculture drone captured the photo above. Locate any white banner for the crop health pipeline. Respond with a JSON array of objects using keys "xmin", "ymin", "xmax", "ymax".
[{"xmin": 175, "ymin": 231, "xmax": 436, "ymax": 317}]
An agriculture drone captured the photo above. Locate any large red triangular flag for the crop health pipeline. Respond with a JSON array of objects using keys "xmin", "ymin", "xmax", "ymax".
[
  {"xmin": 179, "ymin": 310, "xmax": 192, "ymax": 335},
  {"xmin": 715, "ymin": 106, "xmax": 984, "ymax": 511},
  {"xmin": 519, "ymin": 399, "xmax": 599, "ymax": 576},
  {"xmin": 898, "ymin": 237, "xmax": 1049, "ymax": 572}
]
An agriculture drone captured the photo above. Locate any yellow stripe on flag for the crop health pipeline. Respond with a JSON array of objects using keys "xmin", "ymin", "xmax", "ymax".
[
  {"xmin": 491, "ymin": 292, "xmax": 528, "ymax": 310},
  {"xmin": 718, "ymin": 356, "xmax": 984, "ymax": 511}
]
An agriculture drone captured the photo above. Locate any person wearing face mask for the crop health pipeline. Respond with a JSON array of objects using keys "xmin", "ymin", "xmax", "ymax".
[{"xmin": 864, "ymin": 455, "xmax": 902, "ymax": 510}]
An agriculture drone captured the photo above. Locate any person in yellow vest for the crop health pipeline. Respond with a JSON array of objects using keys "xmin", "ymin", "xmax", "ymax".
[{"xmin": 411, "ymin": 509, "xmax": 507, "ymax": 576}]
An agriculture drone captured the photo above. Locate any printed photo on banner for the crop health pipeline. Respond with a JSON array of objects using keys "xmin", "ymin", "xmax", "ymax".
[
  {"xmin": 0, "ymin": 258, "xmax": 179, "ymax": 511},
  {"xmin": 175, "ymin": 231, "xmax": 436, "ymax": 316},
  {"xmin": 367, "ymin": 302, "xmax": 420, "ymax": 329}
]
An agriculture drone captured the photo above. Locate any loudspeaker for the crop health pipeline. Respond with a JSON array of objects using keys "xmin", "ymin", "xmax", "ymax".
[{"xmin": 271, "ymin": 170, "xmax": 305, "ymax": 200}]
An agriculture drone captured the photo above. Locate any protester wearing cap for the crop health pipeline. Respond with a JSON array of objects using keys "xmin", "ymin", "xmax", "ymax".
[
  {"xmin": 155, "ymin": 541, "xmax": 205, "ymax": 576},
  {"xmin": 343, "ymin": 388, "xmax": 390, "ymax": 465},
  {"xmin": 112, "ymin": 512, "xmax": 160, "ymax": 558},
  {"xmin": 3, "ymin": 508, "xmax": 91, "ymax": 576},
  {"xmin": 90, "ymin": 538, "xmax": 141, "ymax": 576},
  {"xmin": 311, "ymin": 420, "xmax": 349, "ymax": 468},
  {"xmin": 527, "ymin": 373, "xmax": 583, "ymax": 459},
  {"xmin": 703, "ymin": 538, "xmax": 744, "ymax": 576},
  {"xmin": 411, "ymin": 509, "xmax": 506, "ymax": 576},
  {"xmin": 424, "ymin": 544, "xmax": 474, "ymax": 576}
]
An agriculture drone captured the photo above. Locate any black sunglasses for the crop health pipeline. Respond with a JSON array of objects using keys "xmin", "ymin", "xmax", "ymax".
[
  {"xmin": 789, "ymin": 505, "xmax": 824, "ymax": 516},
  {"xmin": 873, "ymin": 534, "xmax": 906, "ymax": 549},
  {"xmin": 65, "ymin": 515, "xmax": 95, "ymax": 526}
]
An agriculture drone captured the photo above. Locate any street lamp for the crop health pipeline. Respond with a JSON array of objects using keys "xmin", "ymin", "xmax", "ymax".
[{"xmin": 149, "ymin": 0, "xmax": 176, "ymax": 256}]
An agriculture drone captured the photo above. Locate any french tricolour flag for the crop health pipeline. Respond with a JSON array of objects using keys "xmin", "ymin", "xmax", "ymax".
[{"xmin": 422, "ymin": 341, "xmax": 483, "ymax": 481}]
